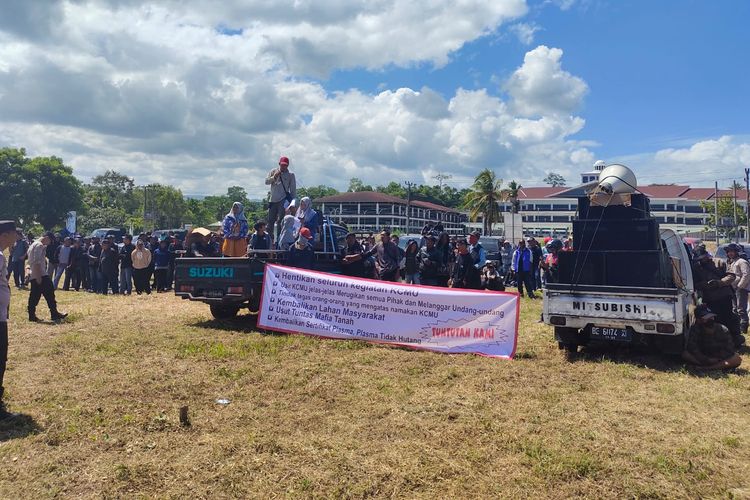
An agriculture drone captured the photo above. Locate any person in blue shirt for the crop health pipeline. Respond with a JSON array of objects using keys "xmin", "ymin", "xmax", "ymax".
[
  {"xmin": 468, "ymin": 231, "xmax": 486, "ymax": 270},
  {"xmin": 153, "ymin": 239, "xmax": 172, "ymax": 292},
  {"xmin": 512, "ymin": 239, "xmax": 535, "ymax": 299},
  {"xmin": 249, "ymin": 222, "xmax": 272, "ymax": 254}
]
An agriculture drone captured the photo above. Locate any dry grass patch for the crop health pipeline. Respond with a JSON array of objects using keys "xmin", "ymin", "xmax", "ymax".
[{"xmin": 0, "ymin": 290, "xmax": 747, "ymax": 498}]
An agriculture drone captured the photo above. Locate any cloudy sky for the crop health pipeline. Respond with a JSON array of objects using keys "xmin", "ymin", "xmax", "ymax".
[{"xmin": 0, "ymin": 0, "xmax": 748, "ymax": 197}]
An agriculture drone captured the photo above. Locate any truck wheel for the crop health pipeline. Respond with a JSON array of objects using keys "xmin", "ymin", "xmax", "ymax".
[
  {"xmin": 561, "ymin": 342, "xmax": 579, "ymax": 361},
  {"xmin": 554, "ymin": 327, "xmax": 580, "ymax": 345},
  {"xmin": 653, "ymin": 334, "xmax": 686, "ymax": 355},
  {"xmin": 210, "ymin": 304, "xmax": 240, "ymax": 319}
]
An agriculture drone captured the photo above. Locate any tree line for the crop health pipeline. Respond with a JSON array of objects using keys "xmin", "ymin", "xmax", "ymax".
[{"xmin": 1, "ymin": 146, "xmax": 583, "ymax": 236}]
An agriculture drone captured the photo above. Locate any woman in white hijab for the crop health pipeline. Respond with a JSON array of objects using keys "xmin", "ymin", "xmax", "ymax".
[
  {"xmin": 277, "ymin": 215, "xmax": 297, "ymax": 251},
  {"xmin": 295, "ymin": 197, "xmax": 319, "ymax": 241}
]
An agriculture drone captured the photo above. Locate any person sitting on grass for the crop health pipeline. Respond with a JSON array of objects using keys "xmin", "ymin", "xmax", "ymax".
[
  {"xmin": 482, "ymin": 262, "xmax": 505, "ymax": 291},
  {"xmin": 248, "ymin": 221, "xmax": 272, "ymax": 255},
  {"xmin": 682, "ymin": 305, "xmax": 742, "ymax": 370}
]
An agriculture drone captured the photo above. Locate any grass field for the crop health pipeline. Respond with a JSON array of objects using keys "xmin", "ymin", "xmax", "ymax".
[{"xmin": 0, "ymin": 287, "xmax": 748, "ymax": 498}]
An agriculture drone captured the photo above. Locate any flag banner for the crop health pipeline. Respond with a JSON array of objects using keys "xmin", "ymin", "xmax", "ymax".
[{"xmin": 258, "ymin": 264, "xmax": 519, "ymax": 358}]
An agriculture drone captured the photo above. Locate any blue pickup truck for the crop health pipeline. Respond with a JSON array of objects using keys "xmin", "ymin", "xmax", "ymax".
[{"xmin": 174, "ymin": 221, "xmax": 349, "ymax": 322}]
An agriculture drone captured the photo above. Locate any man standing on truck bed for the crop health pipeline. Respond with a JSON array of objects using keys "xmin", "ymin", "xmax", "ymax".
[
  {"xmin": 692, "ymin": 247, "xmax": 743, "ymax": 348},
  {"xmin": 265, "ymin": 156, "xmax": 297, "ymax": 243},
  {"xmin": 682, "ymin": 305, "xmax": 742, "ymax": 370}
]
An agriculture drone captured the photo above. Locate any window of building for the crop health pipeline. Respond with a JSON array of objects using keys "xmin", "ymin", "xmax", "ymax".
[
  {"xmin": 650, "ymin": 204, "xmax": 665, "ymax": 211},
  {"xmin": 685, "ymin": 217, "xmax": 704, "ymax": 226},
  {"xmin": 341, "ymin": 203, "xmax": 359, "ymax": 215},
  {"xmin": 552, "ymin": 216, "xmax": 569, "ymax": 222},
  {"xmin": 535, "ymin": 204, "xmax": 551, "ymax": 211},
  {"xmin": 551, "ymin": 204, "xmax": 570, "ymax": 211},
  {"xmin": 684, "ymin": 205, "xmax": 704, "ymax": 213},
  {"xmin": 666, "ymin": 204, "xmax": 675, "ymax": 211}
]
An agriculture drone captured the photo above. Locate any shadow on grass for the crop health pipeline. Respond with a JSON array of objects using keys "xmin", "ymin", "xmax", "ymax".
[
  {"xmin": 570, "ymin": 345, "xmax": 747, "ymax": 378},
  {"xmin": 0, "ymin": 413, "xmax": 40, "ymax": 442},
  {"xmin": 187, "ymin": 314, "xmax": 282, "ymax": 335}
]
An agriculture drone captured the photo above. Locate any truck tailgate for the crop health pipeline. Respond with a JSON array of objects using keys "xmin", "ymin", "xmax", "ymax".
[{"xmin": 545, "ymin": 290, "xmax": 678, "ymax": 323}]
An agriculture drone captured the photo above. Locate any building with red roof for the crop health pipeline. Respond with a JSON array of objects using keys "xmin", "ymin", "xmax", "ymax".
[{"xmin": 315, "ymin": 191, "xmax": 467, "ymax": 234}]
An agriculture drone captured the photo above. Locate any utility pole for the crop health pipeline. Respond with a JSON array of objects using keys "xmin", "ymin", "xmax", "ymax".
[
  {"xmin": 734, "ymin": 182, "xmax": 739, "ymax": 242},
  {"xmin": 714, "ymin": 181, "xmax": 719, "ymax": 244},
  {"xmin": 407, "ymin": 182, "xmax": 413, "ymax": 234},
  {"xmin": 745, "ymin": 168, "xmax": 750, "ymax": 241}
]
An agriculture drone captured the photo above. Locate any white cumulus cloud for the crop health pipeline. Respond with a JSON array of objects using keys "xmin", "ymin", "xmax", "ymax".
[{"xmin": 0, "ymin": 1, "xmax": 600, "ymax": 197}]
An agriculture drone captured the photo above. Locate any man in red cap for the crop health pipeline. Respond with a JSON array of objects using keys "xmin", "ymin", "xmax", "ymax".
[{"xmin": 265, "ymin": 156, "xmax": 297, "ymax": 244}]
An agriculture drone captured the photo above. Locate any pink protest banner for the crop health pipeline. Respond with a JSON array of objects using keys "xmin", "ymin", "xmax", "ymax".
[{"xmin": 258, "ymin": 264, "xmax": 519, "ymax": 359}]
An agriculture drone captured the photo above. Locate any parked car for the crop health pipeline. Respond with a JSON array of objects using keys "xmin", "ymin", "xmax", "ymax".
[
  {"xmin": 90, "ymin": 228, "xmax": 126, "ymax": 243},
  {"xmin": 152, "ymin": 229, "xmax": 188, "ymax": 242},
  {"xmin": 714, "ymin": 242, "xmax": 750, "ymax": 260},
  {"xmin": 478, "ymin": 237, "xmax": 501, "ymax": 264}
]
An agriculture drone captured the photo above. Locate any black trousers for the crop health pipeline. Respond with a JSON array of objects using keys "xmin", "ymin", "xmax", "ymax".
[
  {"xmin": 133, "ymin": 268, "xmax": 151, "ymax": 294},
  {"xmin": 28, "ymin": 275, "xmax": 58, "ymax": 317},
  {"xmin": 0, "ymin": 322, "xmax": 7, "ymax": 400}
]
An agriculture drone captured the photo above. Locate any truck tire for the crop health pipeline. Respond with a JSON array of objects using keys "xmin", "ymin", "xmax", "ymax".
[
  {"xmin": 653, "ymin": 334, "xmax": 686, "ymax": 355},
  {"xmin": 210, "ymin": 304, "xmax": 240, "ymax": 319},
  {"xmin": 554, "ymin": 327, "xmax": 581, "ymax": 345}
]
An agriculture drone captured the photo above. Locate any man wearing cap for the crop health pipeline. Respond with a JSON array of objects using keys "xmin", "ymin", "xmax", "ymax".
[
  {"xmin": 265, "ymin": 156, "xmax": 297, "ymax": 243},
  {"xmin": 0, "ymin": 221, "xmax": 19, "ymax": 418},
  {"xmin": 468, "ymin": 231, "xmax": 486, "ymax": 270},
  {"xmin": 725, "ymin": 243, "xmax": 749, "ymax": 343},
  {"xmin": 27, "ymin": 232, "xmax": 67, "ymax": 322},
  {"xmin": 692, "ymin": 247, "xmax": 741, "ymax": 345},
  {"xmin": 682, "ymin": 305, "xmax": 742, "ymax": 370},
  {"xmin": 512, "ymin": 239, "xmax": 535, "ymax": 299}
]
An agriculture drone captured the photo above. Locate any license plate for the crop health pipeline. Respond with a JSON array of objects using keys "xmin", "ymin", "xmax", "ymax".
[
  {"xmin": 590, "ymin": 326, "xmax": 632, "ymax": 342},
  {"xmin": 205, "ymin": 289, "xmax": 225, "ymax": 298}
]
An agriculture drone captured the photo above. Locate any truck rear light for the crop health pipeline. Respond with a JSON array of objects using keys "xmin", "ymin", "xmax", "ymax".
[
  {"xmin": 656, "ymin": 323, "xmax": 675, "ymax": 333},
  {"xmin": 178, "ymin": 285, "xmax": 194, "ymax": 293},
  {"xmin": 550, "ymin": 316, "xmax": 566, "ymax": 326},
  {"xmin": 644, "ymin": 324, "xmax": 656, "ymax": 331},
  {"xmin": 227, "ymin": 286, "xmax": 244, "ymax": 294}
]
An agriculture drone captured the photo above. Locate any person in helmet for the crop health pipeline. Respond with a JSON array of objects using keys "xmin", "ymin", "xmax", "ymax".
[{"xmin": 725, "ymin": 243, "xmax": 749, "ymax": 346}]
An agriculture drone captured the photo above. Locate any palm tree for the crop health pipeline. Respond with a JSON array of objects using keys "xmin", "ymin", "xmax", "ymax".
[
  {"xmin": 464, "ymin": 169, "xmax": 504, "ymax": 236},
  {"xmin": 501, "ymin": 180, "xmax": 522, "ymax": 214}
]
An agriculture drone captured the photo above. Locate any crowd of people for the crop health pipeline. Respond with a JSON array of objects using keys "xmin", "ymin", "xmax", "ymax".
[{"xmin": 6, "ymin": 229, "xmax": 208, "ymax": 297}]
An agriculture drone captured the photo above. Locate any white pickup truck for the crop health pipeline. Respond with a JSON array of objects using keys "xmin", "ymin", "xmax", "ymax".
[{"xmin": 543, "ymin": 229, "xmax": 696, "ymax": 355}]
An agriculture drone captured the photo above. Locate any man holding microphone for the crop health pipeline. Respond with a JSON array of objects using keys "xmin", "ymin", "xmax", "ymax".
[{"xmin": 265, "ymin": 156, "xmax": 297, "ymax": 243}]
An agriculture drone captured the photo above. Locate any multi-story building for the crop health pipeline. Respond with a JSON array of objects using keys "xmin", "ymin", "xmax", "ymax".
[
  {"xmin": 315, "ymin": 191, "xmax": 467, "ymax": 234},
  {"xmin": 503, "ymin": 163, "xmax": 746, "ymax": 237}
]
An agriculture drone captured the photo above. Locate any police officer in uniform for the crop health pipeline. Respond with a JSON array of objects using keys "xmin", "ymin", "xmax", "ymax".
[{"xmin": 0, "ymin": 221, "xmax": 18, "ymax": 419}]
